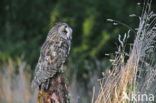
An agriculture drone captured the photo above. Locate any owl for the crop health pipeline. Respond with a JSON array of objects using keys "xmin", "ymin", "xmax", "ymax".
[{"xmin": 32, "ymin": 23, "xmax": 72, "ymax": 90}]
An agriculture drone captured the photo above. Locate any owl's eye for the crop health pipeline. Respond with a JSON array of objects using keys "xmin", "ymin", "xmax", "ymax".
[{"xmin": 62, "ymin": 26, "xmax": 67, "ymax": 34}]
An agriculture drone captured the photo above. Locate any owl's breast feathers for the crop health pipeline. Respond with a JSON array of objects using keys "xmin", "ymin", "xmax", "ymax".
[{"xmin": 41, "ymin": 37, "xmax": 70, "ymax": 67}]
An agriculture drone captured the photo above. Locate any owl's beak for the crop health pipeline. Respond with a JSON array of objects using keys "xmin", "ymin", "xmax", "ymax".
[{"xmin": 66, "ymin": 27, "xmax": 72, "ymax": 40}]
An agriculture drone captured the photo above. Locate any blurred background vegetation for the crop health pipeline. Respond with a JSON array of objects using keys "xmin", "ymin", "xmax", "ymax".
[{"xmin": 0, "ymin": 0, "xmax": 156, "ymax": 103}]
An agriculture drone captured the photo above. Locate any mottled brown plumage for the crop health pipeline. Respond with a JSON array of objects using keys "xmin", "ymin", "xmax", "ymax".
[{"xmin": 32, "ymin": 23, "xmax": 72, "ymax": 90}]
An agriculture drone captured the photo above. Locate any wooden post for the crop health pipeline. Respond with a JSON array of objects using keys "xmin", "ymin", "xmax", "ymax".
[{"xmin": 37, "ymin": 73, "xmax": 69, "ymax": 103}]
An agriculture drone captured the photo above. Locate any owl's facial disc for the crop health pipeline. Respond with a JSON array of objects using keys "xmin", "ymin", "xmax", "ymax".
[
  {"xmin": 59, "ymin": 24, "xmax": 72, "ymax": 40},
  {"xmin": 65, "ymin": 26, "xmax": 72, "ymax": 40}
]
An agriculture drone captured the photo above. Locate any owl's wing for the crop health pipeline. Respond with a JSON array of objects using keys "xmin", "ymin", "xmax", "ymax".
[{"xmin": 32, "ymin": 40, "xmax": 61, "ymax": 88}]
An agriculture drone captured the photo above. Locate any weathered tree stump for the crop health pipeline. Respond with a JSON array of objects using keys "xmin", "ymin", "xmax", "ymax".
[{"xmin": 37, "ymin": 73, "xmax": 69, "ymax": 103}]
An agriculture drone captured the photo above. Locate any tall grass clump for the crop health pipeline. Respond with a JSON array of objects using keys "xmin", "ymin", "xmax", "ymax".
[
  {"xmin": 0, "ymin": 58, "xmax": 37, "ymax": 103},
  {"xmin": 95, "ymin": 1, "xmax": 156, "ymax": 103}
]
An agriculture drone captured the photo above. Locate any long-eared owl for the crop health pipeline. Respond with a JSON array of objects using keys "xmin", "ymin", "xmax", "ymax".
[{"xmin": 32, "ymin": 23, "xmax": 72, "ymax": 90}]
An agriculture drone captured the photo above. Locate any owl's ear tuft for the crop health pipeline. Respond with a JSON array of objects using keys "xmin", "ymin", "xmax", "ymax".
[{"xmin": 55, "ymin": 22, "xmax": 62, "ymax": 25}]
